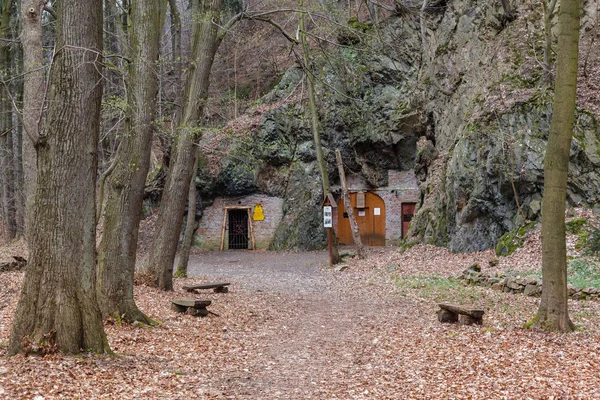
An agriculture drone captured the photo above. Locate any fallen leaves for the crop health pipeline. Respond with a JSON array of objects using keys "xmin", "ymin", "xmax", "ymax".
[{"xmin": 0, "ymin": 216, "xmax": 600, "ymax": 398}]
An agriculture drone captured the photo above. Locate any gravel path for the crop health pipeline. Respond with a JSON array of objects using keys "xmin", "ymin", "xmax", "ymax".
[
  {"xmin": 185, "ymin": 250, "xmax": 331, "ymax": 293},
  {"xmin": 184, "ymin": 249, "xmax": 424, "ymax": 399}
]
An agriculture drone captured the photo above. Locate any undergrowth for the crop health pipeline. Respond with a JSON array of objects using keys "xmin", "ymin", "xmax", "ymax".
[{"xmin": 394, "ymin": 275, "xmax": 482, "ymax": 303}]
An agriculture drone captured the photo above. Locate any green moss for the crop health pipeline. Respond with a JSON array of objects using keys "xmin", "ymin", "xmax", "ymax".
[
  {"xmin": 566, "ymin": 217, "xmax": 587, "ymax": 234},
  {"xmin": 347, "ymin": 16, "xmax": 372, "ymax": 33},
  {"xmin": 495, "ymin": 222, "xmax": 535, "ymax": 257}
]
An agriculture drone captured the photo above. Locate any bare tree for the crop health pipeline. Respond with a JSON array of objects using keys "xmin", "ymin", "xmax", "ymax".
[
  {"xmin": 10, "ymin": 0, "xmax": 110, "ymax": 354},
  {"xmin": 533, "ymin": 0, "xmax": 580, "ymax": 332},
  {"xmin": 96, "ymin": 0, "xmax": 167, "ymax": 324},
  {"xmin": 148, "ymin": 0, "xmax": 227, "ymax": 290},
  {"xmin": 0, "ymin": 0, "xmax": 16, "ymax": 240}
]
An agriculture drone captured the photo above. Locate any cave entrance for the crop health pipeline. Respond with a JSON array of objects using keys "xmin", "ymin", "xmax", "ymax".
[
  {"xmin": 220, "ymin": 206, "xmax": 255, "ymax": 250},
  {"xmin": 337, "ymin": 192, "xmax": 386, "ymax": 246},
  {"xmin": 228, "ymin": 209, "xmax": 249, "ymax": 249}
]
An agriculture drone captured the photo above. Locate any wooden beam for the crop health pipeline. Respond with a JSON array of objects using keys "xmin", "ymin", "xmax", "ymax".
[
  {"xmin": 247, "ymin": 208, "xmax": 256, "ymax": 250},
  {"xmin": 336, "ymin": 149, "xmax": 364, "ymax": 259},
  {"xmin": 220, "ymin": 210, "xmax": 227, "ymax": 251}
]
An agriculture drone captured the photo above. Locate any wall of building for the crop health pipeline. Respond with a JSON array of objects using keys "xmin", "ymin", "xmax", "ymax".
[
  {"xmin": 195, "ymin": 194, "xmax": 284, "ymax": 250},
  {"xmin": 343, "ymin": 170, "xmax": 419, "ymax": 245}
]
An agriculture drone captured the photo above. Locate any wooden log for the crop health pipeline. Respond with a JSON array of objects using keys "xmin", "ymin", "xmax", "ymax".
[
  {"xmin": 438, "ymin": 303, "xmax": 484, "ymax": 319},
  {"xmin": 172, "ymin": 299, "xmax": 211, "ymax": 308},
  {"xmin": 182, "ymin": 282, "xmax": 230, "ymax": 292}
]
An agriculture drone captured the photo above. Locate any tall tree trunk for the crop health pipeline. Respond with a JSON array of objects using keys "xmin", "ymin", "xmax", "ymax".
[
  {"xmin": 9, "ymin": 0, "xmax": 110, "ymax": 355},
  {"xmin": 0, "ymin": 0, "xmax": 16, "ymax": 240},
  {"xmin": 298, "ymin": 4, "xmax": 340, "ymax": 264},
  {"xmin": 148, "ymin": 0, "xmax": 224, "ymax": 291},
  {"xmin": 175, "ymin": 151, "xmax": 199, "ymax": 278},
  {"xmin": 21, "ymin": 0, "xmax": 45, "ymax": 236},
  {"xmin": 533, "ymin": 0, "xmax": 580, "ymax": 333},
  {"xmin": 96, "ymin": 0, "xmax": 166, "ymax": 324}
]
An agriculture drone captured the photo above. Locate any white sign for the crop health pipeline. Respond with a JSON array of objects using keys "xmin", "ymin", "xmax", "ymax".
[
  {"xmin": 323, "ymin": 206, "xmax": 333, "ymax": 228},
  {"xmin": 374, "ymin": 208, "xmax": 381, "ymax": 216},
  {"xmin": 358, "ymin": 211, "xmax": 366, "ymax": 217}
]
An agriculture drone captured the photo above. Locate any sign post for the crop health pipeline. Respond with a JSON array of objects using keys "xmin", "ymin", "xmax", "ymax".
[{"xmin": 323, "ymin": 205, "xmax": 333, "ymax": 267}]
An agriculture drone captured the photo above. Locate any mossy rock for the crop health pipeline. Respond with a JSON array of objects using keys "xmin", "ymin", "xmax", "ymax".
[{"xmin": 495, "ymin": 222, "xmax": 535, "ymax": 257}]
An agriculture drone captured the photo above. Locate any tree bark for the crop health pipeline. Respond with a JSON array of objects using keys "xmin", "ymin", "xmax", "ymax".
[
  {"xmin": 298, "ymin": 4, "xmax": 340, "ymax": 264},
  {"xmin": 21, "ymin": 0, "xmax": 45, "ymax": 236},
  {"xmin": 148, "ymin": 0, "xmax": 224, "ymax": 291},
  {"xmin": 168, "ymin": 0, "xmax": 182, "ymax": 109},
  {"xmin": 175, "ymin": 152, "xmax": 199, "ymax": 278},
  {"xmin": 534, "ymin": 0, "xmax": 579, "ymax": 333},
  {"xmin": 336, "ymin": 149, "xmax": 365, "ymax": 259},
  {"xmin": 0, "ymin": 0, "xmax": 16, "ymax": 240},
  {"xmin": 10, "ymin": 0, "xmax": 110, "ymax": 354},
  {"xmin": 542, "ymin": 0, "xmax": 558, "ymax": 85},
  {"xmin": 96, "ymin": 0, "xmax": 166, "ymax": 323}
]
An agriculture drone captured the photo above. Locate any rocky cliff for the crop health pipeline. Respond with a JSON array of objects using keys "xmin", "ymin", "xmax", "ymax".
[{"xmin": 190, "ymin": 0, "xmax": 600, "ymax": 252}]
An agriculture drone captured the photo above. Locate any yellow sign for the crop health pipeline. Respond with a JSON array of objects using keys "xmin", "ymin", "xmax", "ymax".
[{"xmin": 253, "ymin": 204, "xmax": 265, "ymax": 221}]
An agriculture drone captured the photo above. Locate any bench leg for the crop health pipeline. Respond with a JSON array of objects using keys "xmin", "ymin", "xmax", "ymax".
[
  {"xmin": 459, "ymin": 315, "xmax": 482, "ymax": 325},
  {"xmin": 437, "ymin": 309, "xmax": 458, "ymax": 323},
  {"xmin": 188, "ymin": 307, "xmax": 209, "ymax": 317},
  {"xmin": 172, "ymin": 303, "xmax": 188, "ymax": 313},
  {"xmin": 214, "ymin": 286, "xmax": 229, "ymax": 293}
]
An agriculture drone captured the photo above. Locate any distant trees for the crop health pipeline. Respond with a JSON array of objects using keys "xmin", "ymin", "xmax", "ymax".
[
  {"xmin": 10, "ymin": 0, "xmax": 110, "ymax": 354},
  {"xmin": 533, "ymin": 0, "xmax": 580, "ymax": 332}
]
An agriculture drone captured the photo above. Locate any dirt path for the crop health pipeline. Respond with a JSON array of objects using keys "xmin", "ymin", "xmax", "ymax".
[{"xmin": 184, "ymin": 250, "xmax": 426, "ymax": 399}]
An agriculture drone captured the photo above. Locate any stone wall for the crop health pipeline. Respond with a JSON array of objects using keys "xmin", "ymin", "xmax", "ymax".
[
  {"xmin": 195, "ymin": 194, "xmax": 284, "ymax": 250},
  {"xmin": 461, "ymin": 265, "xmax": 600, "ymax": 301}
]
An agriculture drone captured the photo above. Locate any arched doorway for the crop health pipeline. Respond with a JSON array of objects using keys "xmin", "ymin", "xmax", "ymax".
[{"xmin": 337, "ymin": 192, "xmax": 386, "ymax": 246}]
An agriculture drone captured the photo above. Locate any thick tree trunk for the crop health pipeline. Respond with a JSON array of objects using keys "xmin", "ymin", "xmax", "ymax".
[
  {"xmin": 534, "ymin": 0, "xmax": 579, "ymax": 333},
  {"xmin": 9, "ymin": 0, "xmax": 110, "ymax": 355},
  {"xmin": 298, "ymin": 6, "xmax": 340, "ymax": 264},
  {"xmin": 175, "ymin": 152, "xmax": 199, "ymax": 278},
  {"xmin": 148, "ymin": 0, "xmax": 224, "ymax": 291},
  {"xmin": 336, "ymin": 149, "xmax": 365, "ymax": 259},
  {"xmin": 96, "ymin": 0, "xmax": 166, "ymax": 323},
  {"xmin": 0, "ymin": 0, "xmax": 16, "ymax": 240},
  {"xmin": 21, "ymin": 0, "xmax": 45, "ymax": 236}
]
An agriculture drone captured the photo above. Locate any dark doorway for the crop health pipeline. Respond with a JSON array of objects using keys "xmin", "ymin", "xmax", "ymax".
[
  {"xmin": 228, "ymin": 209, "xmax": 249, "ymax": 249},
  {"xmin": 401, "ymin": 203, "xmax": 416, "ymax": 238}
]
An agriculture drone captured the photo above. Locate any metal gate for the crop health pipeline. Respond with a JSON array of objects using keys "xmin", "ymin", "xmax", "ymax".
[{"xmin": 228, "ymin": 209, "xmax": 249, "ymax": 249}]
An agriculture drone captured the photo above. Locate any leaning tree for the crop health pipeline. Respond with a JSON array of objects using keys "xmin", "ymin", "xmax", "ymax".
[{"xmin": 9, "ymin": 0, "xmax": 110, "ymax": 354}]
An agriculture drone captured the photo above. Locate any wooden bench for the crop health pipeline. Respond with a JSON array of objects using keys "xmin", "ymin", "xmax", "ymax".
[
  {"xmin": 172, "ymin": 299, "xmax": 212, "ymax": 317},
  {"xmin": 182, "ymin": 282, "xmax": 230, "ymax": 293},
  {"xmin": 437, "ymin": 303, "xmax": 484, "ymax": 325}
]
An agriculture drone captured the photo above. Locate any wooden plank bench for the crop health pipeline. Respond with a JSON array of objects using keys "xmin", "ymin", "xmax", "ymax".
[
  {"xmin": 182, "ymin": 282, "xmax": 230, "ymax": 293},
  {"xmin": 437, "ymin": 303, "xmax": 484, "ymax": 325},
  {"xmin": 172, "ymin": 299, "xmax": 212, "ymax": 317}
]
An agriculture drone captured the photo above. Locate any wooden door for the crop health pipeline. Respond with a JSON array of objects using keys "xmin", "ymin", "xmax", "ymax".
[
  {"xmin": 401, "ymin": 203, "xmax": 416, "ymax": 238},
  {"xmin": 337, "ymin": 192, "xmax": 386, "ymax": 246}
]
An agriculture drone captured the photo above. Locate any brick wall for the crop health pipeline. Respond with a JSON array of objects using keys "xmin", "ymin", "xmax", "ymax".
[{"xmin": 195, "ymin": 194, "xmax": 284, "ymax": 250}]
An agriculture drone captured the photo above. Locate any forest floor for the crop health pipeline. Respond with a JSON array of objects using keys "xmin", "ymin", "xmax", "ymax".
[{"xmin": 1, "ymin": 221, "xmax": 600, "ymax": 398}]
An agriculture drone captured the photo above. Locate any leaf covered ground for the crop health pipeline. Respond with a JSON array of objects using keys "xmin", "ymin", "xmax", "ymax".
[{"xmin": 1, "ymin": 223, "xmax": 600, "ymax": 399}]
